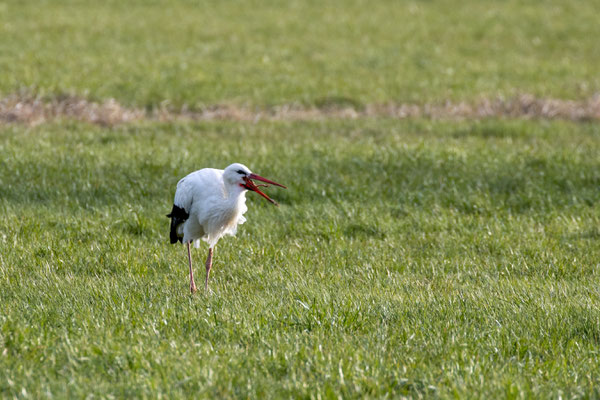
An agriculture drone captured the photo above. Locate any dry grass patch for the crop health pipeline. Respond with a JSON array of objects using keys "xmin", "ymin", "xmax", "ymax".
[{"xmin": 1, "ymin": 93, "xmax": 599, "ymax": 126}]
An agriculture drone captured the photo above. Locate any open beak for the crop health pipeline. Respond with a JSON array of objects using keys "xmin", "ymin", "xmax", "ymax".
[{"xmin": 243, "ymin": 173, "xmax": 287, "ymax": 205}]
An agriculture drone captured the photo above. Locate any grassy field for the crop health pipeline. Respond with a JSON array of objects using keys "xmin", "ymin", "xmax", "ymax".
[
  {"xmin": 1, "ymin": 120, "xmax": 600, "ymax": 397},
  {"xmin": 1, "ymin": 0, "xmax": 600, "ymax": 398},
  {"xmin": 1, "ymin": 0, "xmax": 600, "ymax": 107}
]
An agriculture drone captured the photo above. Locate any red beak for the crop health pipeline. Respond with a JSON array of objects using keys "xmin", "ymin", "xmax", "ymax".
[{"xmin": 243, "ymin": 173, "xmax": 287, "ymax": 205}]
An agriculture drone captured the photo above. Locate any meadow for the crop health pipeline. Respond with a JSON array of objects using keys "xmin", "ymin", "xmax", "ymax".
[
  {"xmin": 1, "ymin": 0, "xmax": 600, "ymax": 398},
  {"xmin": 2, "ymin": 120, "xmax": 600, "ymax": 397},
  {"xmin": 1, "ymin": 0, "xmax": 599, "ymax": 107}
]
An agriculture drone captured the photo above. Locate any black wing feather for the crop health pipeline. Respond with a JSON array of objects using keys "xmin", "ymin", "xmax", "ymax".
[{"xmin": 166, "ymin": 205, "xmax": 189, "ymax": 244}]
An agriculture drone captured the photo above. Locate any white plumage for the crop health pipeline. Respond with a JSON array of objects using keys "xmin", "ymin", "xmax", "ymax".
[
  {"xmin": 174, "ymin": 166, "xmax": 248, "ymax": 247},
  {"xmin": 167, "ymin": 163, "xmax": 286, "ymax": 292}
]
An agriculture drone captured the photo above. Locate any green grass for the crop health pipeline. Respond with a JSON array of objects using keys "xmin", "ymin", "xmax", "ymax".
[
  {"xmin": 1, "ymin": 0, "xmax": 600, "ymax": 107},
  {"xmin": 1, "ymin": 119, "xmax": 600, "ymax": 397},
  {"xmin": 1, "ymin": 0, "xmax": 600, "ymax": 397}
]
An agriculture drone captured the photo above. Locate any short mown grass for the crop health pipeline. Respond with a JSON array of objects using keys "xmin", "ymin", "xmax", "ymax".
[
  {"xmin": 2, "ymin": 0, "xmax": 600, "ymax": 397},
  {"xmin": 1, "ymin": 119, "xmax": 599, "ymax": 397},
  {"xmin": 2, "ymin": 0, "xmax": 599, "ymax": 107}
]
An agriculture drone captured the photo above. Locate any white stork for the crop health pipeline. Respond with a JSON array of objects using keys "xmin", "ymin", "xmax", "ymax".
[{"xmin": 167, "ymin": 163, "xmax": 286, "ymax": 292}]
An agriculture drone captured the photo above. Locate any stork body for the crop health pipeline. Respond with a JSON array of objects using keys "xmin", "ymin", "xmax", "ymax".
[{"xmin": 167, "ymin": 163, "xmax": 285, "ymax": 292}]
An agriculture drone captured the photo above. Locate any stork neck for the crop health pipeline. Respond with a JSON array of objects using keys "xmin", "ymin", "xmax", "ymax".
[{"xmin": 224, "ymin": 182, "xmax": 246, "ymax": 202}]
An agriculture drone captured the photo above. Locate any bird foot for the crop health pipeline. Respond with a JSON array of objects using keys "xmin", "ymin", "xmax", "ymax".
[{"xmin": 190, "ymin": 284, "xmax": 198, "ymax": 294}]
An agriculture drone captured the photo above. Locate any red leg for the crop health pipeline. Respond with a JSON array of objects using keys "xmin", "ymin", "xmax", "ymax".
[
  {"xmin": 187, "ymin": 242, "xmax": 197, "ymax": 293},
  {"xmin": 204, "ymin": 247, "xmax": 213, "ymax": 291}
]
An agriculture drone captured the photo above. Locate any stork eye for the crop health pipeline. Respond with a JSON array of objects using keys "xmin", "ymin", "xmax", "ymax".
[{"xmin": 236, "ymin": 169, "xmax": 246, "ymax": 175}]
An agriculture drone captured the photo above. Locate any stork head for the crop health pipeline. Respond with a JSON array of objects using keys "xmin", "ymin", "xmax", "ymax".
[{"xmin": 223, "ymin": 163, "xmax": 287, "ymax": 205}]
